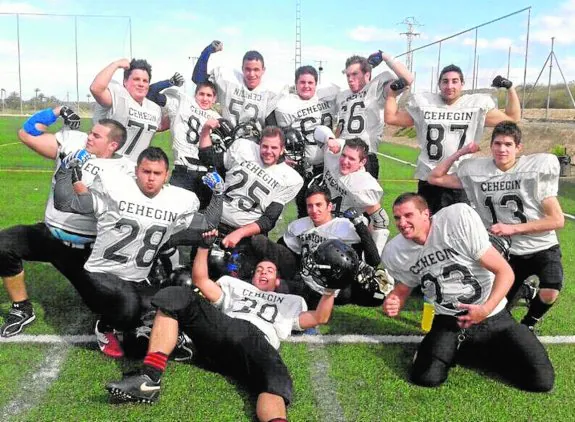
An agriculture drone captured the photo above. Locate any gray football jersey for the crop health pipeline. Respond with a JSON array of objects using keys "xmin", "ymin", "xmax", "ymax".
[
  {"xmin": 382, "ymin": 203, "xmax": 507, "ymax": 316},
  {"xmin": 457, "ymin": 154, "xmax": 560, "ymax": 255},
  {"xmin": 335, "ymin": 71, "xmax": 393, "ymax": 153},
  {"xmin": 283, "ymin": 217, "xmax": 361, "ymax": 256},
  {"xmin": 406, "ymin": 92, "xmax": 495, "ymax": 180},
  {"xmin": 92, "ymin": 81, "xmax": 162, "ymax": 162}
]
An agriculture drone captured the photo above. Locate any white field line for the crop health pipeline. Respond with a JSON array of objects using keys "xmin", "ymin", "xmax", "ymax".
[
  {"xmin": 1, "ymin": 334, "xmax": 575, "ymax": 345},
  {"xmin": 0, "ymin": 142, "xmax": 20, "ymax": 148},
  {"xmin": 307, "ymin": 344, "xmax": 346, "ymax": 421}
]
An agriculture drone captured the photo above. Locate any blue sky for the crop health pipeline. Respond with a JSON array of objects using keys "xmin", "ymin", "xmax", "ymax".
[{"xmin": 1, "ymin": 0, "xmax": 574, "ymax": 102}]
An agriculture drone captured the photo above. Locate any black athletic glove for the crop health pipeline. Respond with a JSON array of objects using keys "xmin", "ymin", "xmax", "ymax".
[
  {"xmin": 169, "ymin": 72, "xmax": 185, "ymax": 87},
  {"xmin": 367, "ymin": 50, "xmax": 383, "ymax": 68},
  {"xmin": 211, "ymin": 40, "xmax": 223, "ymax": 52},
  {"xmin": 491, "ymin": 75, "xmax": 513, "ymax": 89},
  {"xmin": 60, "ymin": 106, "xmax": 81, "ymax": 130},
  {"xmin": 390, "ymin": 77, "xmax": 408, "ymax": 92}
]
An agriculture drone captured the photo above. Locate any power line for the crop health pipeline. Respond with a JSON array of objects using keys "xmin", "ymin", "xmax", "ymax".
[{"xmin": 399, "ymin": 17, "xmax": 422, "ymax": 73}]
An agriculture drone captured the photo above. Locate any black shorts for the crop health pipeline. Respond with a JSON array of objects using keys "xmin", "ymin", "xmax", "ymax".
[
  {"xmin": 417, "ymin": 180, "xmax": 469, "ymax": 215},
  {"xmin": 366, "ymin": 153, "xmax": 379, "ymax": 180},
  {"xmin": 155, "ymin": 287, "xmax": 293, "ymax": 404},
  {"xmin": 170, "ymin": 165, "xmax": 212, "ymax": 210},
  {"xmin": 509, "ymin": 244, "xmax": 564, "ymax": 291},
  {"xmin": 411, "ymin": 310, "xmax": 554, "ymax": 392}
]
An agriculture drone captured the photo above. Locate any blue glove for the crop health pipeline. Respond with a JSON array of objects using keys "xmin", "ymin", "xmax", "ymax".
[
  {"xmin": 61, "ymin": 149, "xmax": 91, "ymax": 169},
  {"xmin": 202, "ymin": 171, "xmax": 225, "ymax": 195},
  {"xmin": 343, "ymin": 207, "xmax": 364, "ymax": 226},
  {"xmin": 367, "ymin": 50, "xmax": 383, "ymax": 68},
  {"xmin": 23, "ymin": 108, "xmax": 58, "ymax": 136}
]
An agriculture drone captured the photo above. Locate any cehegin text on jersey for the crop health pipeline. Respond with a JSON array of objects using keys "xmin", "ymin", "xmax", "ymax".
[
  {"xmin": 239, "ymin": 162, "xmax": 280, "ymax": 190},
  {"xmin": 409, "ymin": 247, "xmax": 460, "ymax": 275},
  {"xmin": 128, "ymin": 107, "xmax": 160, "ymax": 123},
  {"xmin": 295, "ymin": 102, "xmax": 331, "ymax": 118},
  {"xmin": 242, "ymin": 288, "xmax": 285, "ymax": 304},
  {"xmin": 480, "ymin": 180, "xmax": 521, "ymax": 192},
  {"xmin": 323, "ymin": 170, "xmax": 347, "ymax": 197},
  {"xmin": 232, "ymin": 88, "xmax": 263, "ymax": 101},
  {"xmin": 118, "ymin": 201, "xmax": 178, "ymax": 222},
  {"xmin": 423, "ymin": 111, "xmax": 474, "ymax": 121}
]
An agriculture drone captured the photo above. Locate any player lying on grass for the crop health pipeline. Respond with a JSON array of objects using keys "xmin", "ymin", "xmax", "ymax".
[
  {"xmin": 427, "ymin": 121, "xmax": 565, "ymax": 331},
  {"xmin": 0, "ymin": 107, "xmax": 132, "ymax": 337},
  {"xmin": 382, "ymin": 193, "xmax": 554, "ymax": 391},
  {"xmin": 106, "ymin": 238, "xmax": 346, "ymax": 422},
  {"xmin": 52, "ymin": 146, "xmax": 224, "ymax": 359}
]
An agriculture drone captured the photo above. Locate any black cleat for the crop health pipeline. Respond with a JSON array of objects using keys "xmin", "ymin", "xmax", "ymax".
[
  {"xmin": 0, "ymin": 304, "xmax": 35, "ymax": 337},
  {"xmin": 106, "ymin": 374, "xmax": 161, "ymax": 404}
]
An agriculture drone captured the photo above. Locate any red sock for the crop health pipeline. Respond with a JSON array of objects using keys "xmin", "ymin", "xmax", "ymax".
[{"xmin": 144, "ymin": 351, "xmax": 168, "ymax": 373}]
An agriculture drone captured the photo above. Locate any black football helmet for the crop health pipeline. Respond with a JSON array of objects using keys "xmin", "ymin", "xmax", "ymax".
[
  {"xmin": 166, "ymin": 266, "xmax": 194, "ymax": 289},
  {"xmin": 211, "ymin": 118, "xmax": 235, "ymax": 153},
  {"xmin": 232, "ymin": 118, "xmax": 262, "ymax": 141},
  {"xmin": 301, "ymin": 239, "xmax": 359, "ymax": 290},
  {"xmin": 283, "ymin": 128, "xmax": 306, "ymax": 165}
]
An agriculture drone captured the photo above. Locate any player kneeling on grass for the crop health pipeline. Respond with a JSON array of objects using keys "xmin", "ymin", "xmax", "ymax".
[
  {"xmin": 53, "ymin": 146, "xmax": 224, "ymax": 360},
  {"xmin": 382, "ymin": 193, "xmax": 554, "ymax": 392},
  {"xmin": 106, "ymin": 237, "xmax": 340, "ymax": 422}
]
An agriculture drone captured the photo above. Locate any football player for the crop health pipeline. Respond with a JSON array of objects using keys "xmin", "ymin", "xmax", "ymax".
[
  {"xmin": 384, "ymin": 64, "xmax": 520, "ymax": 214},
  {"xmin": 91, "ymin": 58, "xmax": 162, "ymax": 162},
  {"xmin": 335, "ymin": 51, "xmax": 414, "ymax": 179},
  {"xmin": 192, "ymin": 40, "xmax": 280, "ymax": 127},
  {"xmin": 245, "ymin": 185, "xmax": 391, "ymax": 305},
  {"xmin": 199, "ymin": 123, "xmax": 303, "ymax": 249},
  {"xmin": 382, "ymin": 193, "xmax": 554, "ymax": 391},
  {"xmin": 52, "ymin": 147, "xmax": 224, "ymax": 359},
  {"xmin": 0, "ymin": 107, "xmax": 132, "ymax": 337},
  {"xmin": 268, "ymin": 65, "xmax": 339, "ymax": 217},
  {"xmin": 314, "ymin": 126, "xmax": 390, "ymax": 258},
  {"xmin": 146, "ymin": 79, "xmax": 222, "ymax": 209},
  {"xmin": 105, "ymin": 242, "xmax": 338, "ymax": 422},
  {"xmin": 428, "ymin": 121, "xmax": 565, "ymax": 331}
]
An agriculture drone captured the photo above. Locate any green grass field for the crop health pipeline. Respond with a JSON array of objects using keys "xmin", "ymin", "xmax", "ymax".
[{"xmin": 0, "ymin": 116, "xmax": 574, "ymax": 421}]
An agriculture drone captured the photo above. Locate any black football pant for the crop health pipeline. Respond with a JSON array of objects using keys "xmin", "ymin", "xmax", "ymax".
[
  {"xmin": 170, "ymin": 165, "xmax": 212, "ymax": 210},
  {"xmin": 411, "ymin": 310, "xmax": 554, "ymax": 392},
  {"xmin": 417, "ymin": 180, "xmax": 469, "ymax": 215},
  {"xmin": 0, "ymin": 223, "xmax": 91, "ymax": 295}
]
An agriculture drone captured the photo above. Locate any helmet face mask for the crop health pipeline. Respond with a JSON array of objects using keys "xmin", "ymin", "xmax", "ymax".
[
  {"xmin": 211, "ymin": 118, "xmax": 235, "ymax": 153},
  {"xmin": 283, "ymin": 128, "xmax": 306, "ymax": 164},
  {"xmin": 232, "ymin": 119, "xmax": 262, "ymax": 142},
  {"xmin": 301, "ymin": 239, "xmax": 359, "ymax": 290}
]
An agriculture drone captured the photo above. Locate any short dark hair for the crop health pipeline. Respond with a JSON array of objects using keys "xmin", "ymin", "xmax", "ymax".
[
  {"xmin": 295, "ymin": 65, "xmax": 318, "ymax": 84},
  {"xmin": 124, "ymin": 59, "xmax": 152, "ymax": 81},
  {"xmin": 195, "ymin": 81, "xmax": 217, "ymax": 96},
  {"xmin": 438, "ymin": 64, "xmax": 464, "ymax": 84},
  {"xmin": 137, "ymin": 146, "xmax": 169, "ymax": 170},
  {"xmin": 98, "ymin": 118, "xmax": 127, "ymax": 151},
  {"xmin": 242, "ymin": 50, "xmax": 264, "ymax": 68},
  {"xmin": 490, "ymin": 121, "xmax": 522, "ymax": 146},
  {"xmin": 345, "ymin": 55, "xmax": 371, "ymax": 74},
  {"xmin": 343, "ymin": 138, "xmax": 369, "ymax": 161},
  {"xmin": 305, "ymin": 184, "xmax": 331, "ymax": 203},
  {"xmin": 393, "ymin": 192, "xmax": 429, "ymax": 212},
  {"xmin": 261, "ymin": 126, "xmax": 285, "ymax": 147}
]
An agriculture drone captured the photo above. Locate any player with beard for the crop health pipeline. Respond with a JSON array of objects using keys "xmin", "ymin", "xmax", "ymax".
[
  {"xmin": 428, "ymin": 121, "xmax": 565, "ymax": 331},
  {"xmin": 335, "ymin": 51, "xmax": 414, "ymax": 179},
  {"xmin": 382, "ymin": 193, "xmax": 554, "ymax": 391},
  {"xmin": 384, "ymin": 64, "xmax": 520, "ymax": 214},
  {"xmin": 52, "ymin": 147, "xmax": 224, "ymax": 359},
  {"xmin": 0, "ymin": 107, "xmax": 132, "ymax": 337},
  {"xmin": 192, "ymin": 40, "xmax": 280, "ymax": 127},
  {"xmin": 91, "ymin": 58, "xmax": 162, "ymax": 162},
  {"xmin": 269, "ymin": 65, "xmax": 339, "ymax": 217}
]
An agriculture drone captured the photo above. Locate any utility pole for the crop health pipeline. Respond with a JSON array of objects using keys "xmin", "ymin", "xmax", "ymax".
[
  {"xmin": 295, "ymin": 0, "xmax": 302, "ymax": 72},
  {"xmin": 399, "ymin": 17, "xmax": 422, "ymax": 73}
]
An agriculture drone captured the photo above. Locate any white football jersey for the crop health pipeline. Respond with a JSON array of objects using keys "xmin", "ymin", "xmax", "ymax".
[
  {"xmin": 406, "ymin": 92, "xmax": 496, "ymax": 180},
  {"xmin": 215, "ymin": 275, "xmax": 307, "ymax": 350},
  {"xmin": 335, "ymin": 71, "xmax": 393, "ymax": 153},
  {"xmin": 163, "ymin": 87, "xmax": 221, "ymax": 165},
  {"xmin": 44, "ymin": 130, "xmax": 134, "ymax": 236},
  {"xmin": 92, "ymin": 81, "xmax": 162, "ymax": 162},
  {"xmin": 283, "ymin": 217, "xmax": 361, "ymax": 256},
  {"xmin": 273, "ymin": 84, "xmax": 339, "ymax": 166},
  {"xmin": 323, "ymin": 147, "xmax": 383, "ymax": 215},
  {"xmin": 210, "ymin": 67, "xmax": 280, "ymax": 127},
  {"xmin": 221, "ymin": 139, "xmax": 303, "ymax": 227},
  {"xmin": 383, "ymin": 203, "xmax": 507, "ymax": 316},
  {"xmin": 85, "ymin": 170, "xmax": 200, "ymax": 281},
  {"xmin": 457, "ymin": 154, "xmax": 560, "ymax": 255}
]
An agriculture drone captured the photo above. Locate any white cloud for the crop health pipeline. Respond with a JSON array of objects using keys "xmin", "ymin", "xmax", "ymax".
[
  {"xmin": 0, "ymin": 1, "xmax": 43, "ymax": 13},
  {"xmin": 0, "ymin": 39, "xmax": 17, "ymax": 56},
  {"xmin": 347, "ymin": 26, "xmax": 401, "ymax": 42},
  {"xmin": 532, "ymin": 0, "xmax": 575, "ymax": 45},
  {"xmin": 461, "ymin": 37, "xmax": 515, "ymax": 51},
  {"xmin": 219, "ymin": 26, "xmax": 241, "ymax": 37}
]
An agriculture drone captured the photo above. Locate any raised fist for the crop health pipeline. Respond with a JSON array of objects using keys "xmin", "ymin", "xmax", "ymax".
[
  {"xmin": 491, "ymin": 75, "xmax": 512, "ymax": 89},
  {"xmin": 367, "ymin": 50, "xmax": 383, "ymax": 68},
  {"xmin": 62, "ymin": 149, "xmax": 91, "ymax": 169},
  {"xmin": 60, "ymin": 106, "xmax": 81, "ymax": 130},
  {"xmin": 211, "ymin": 40, "xmax": 223, "ymax": 52},
  {"xmin": 169, "ymin": 72, "xmax": 185, "ymax": 87},
  {"xmin": 202, "ymin": 171, "xmax": 225, "ymax": 195},
  {"xmin": 390, "ymin": 77, "xmax": 408, "ymax": 92},
  {"xmin": 343, "ymin": 207, "xmax": 364, "ymax": 226}
]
